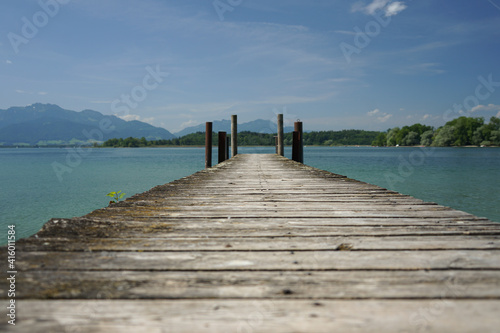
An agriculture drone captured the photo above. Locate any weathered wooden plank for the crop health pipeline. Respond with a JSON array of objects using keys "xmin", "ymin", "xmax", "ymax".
[
  {"xmin": 15, "ymin": 250, "xmax": 500, "ymax": 271},
  {"xmin": 15, "ymin": 270, "xmax": 500, "ymax": 299},
  {"xmin": 112, "ymin": 195, "xmax": 427, "ymax": 204},
  {"xmin": 4, "ymin": 300, "xmax": 500, "ymax": 333},
  {"xmin": 127, "ymin": 198, "xmax": 431, "ymax": 205},
  {"xmin": 27, "ymin": 218, "xmax": 500, "ymax": 239},
  {"xmin": 103, "ymin": 204, "xmax": 454, "ymax": 211},
  {"xmin": 84, "ymin": 216, "xmax": 495, "ymax": 225},
  {"xmin": 16, "ymin": 235, "xmax": 500, "ymax": 252},
  {"xmin": 88, "ymin": 209, "xmax": 479, "ymax": 219}
]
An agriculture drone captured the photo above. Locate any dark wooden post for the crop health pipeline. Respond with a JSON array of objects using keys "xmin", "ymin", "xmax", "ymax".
[
  {"xmin": 218, "ymin": 131, "xmax": 227, "ymax": 164},
  {"xmin": 277, "ymin": 114, "xmax": 284, "ymax": 156},
  {"xmin": 231, "ymin": 115, "xmax": 237, "ymax": 157},
  {"xmin": 205, "ymin": 122, "xmax": 212, "ymax": 168},
  {"xmin": 294, "ymin": 121, "xmax": 303, "ymax": 163},
  {"xmin": 292, "ymin": 131, "xmax": 299, "ymax": 162},
  {"xmin": 274, "ymin": 136, "xmax": 278, "ymax": 154},
  {"xmin": 226, "ymin": 136, "xmax": 230, "ymax": 160}
]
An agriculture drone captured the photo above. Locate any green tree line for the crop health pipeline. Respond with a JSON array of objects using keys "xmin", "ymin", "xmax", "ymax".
[
  {"xmin": 372, "ymin": 116, "xmax": 500, "ymax": 147},
  {"xmin": 101, "ymin": 117, "xmax": 500, "ymax": 148},
  {"xmin": 101, "ymin": 129, "xmax": 380, "ymax": 147}
]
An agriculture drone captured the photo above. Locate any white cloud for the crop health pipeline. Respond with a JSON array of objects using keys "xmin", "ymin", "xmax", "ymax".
[
  {"xmin": 404, "ymin": 42, "xmax": 456, "ymax": 54},
  {"xmin": 378, "ymin": 113, "xmax": 392, "ymax": 122},
  {"xmin": 471, "ymin": 104, "xmax": 500, "ymax": 114},
  {"xmin": 14, "ymin": 89, "xmax": 48, "ymax": 95},
  {"xmin": 117, "ymin": 114, "xmax": 141, "ymax": 121},
  {"xmin": 353, "ymin": 0, "xmax": 408, "ymax": 17},
  {"xmin": 398, "ymin": 63, "xmax": 445, "ymax": 75},
  {"xmin": 116, "ymin": 114, "xmax": 157, "ymax": 126},
  {"xmin": 179, "ymin": 119, "xmax": 200, "ymax": 130},
  {"xmin": 385, "ymin": 1, "xmax": 407, "ymax": 17},
  {"xmin": 334, "ymin": 30, "xmax": 358, "ymax": 36},
  {"xmin": 367, "ymin": 108, "xmax": 392, "ymax": 122},
  {"xmin": 142, "ymin": 117, "xmax": 156, "ymax": 125},
  {"xmin": 365, "ymin": 0, "xmax": 391, "ymax": 15},
  {"xmin": 6, "ymin": 60, "xmax": 12, "ymax": 64}
]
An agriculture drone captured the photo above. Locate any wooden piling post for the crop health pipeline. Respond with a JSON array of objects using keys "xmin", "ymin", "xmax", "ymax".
[
  {"xmin": 292, "ymin": 131, "xmax": 299, "ymax": 162},
  {"xmin": 205, "ymin": 122, "xmax": 212, "ymax": 168},
  {"xmin": 218, "ymin": 131, "xmax": 227, "ymax": 164},
  {"xmin": 231, "ymin": 115, "xmax": 237, "ymax": 157},
  {"xmin": 226, "ymin": 136, "xmax": 230, "ymax": 160},
  {"xmin": 277, "ymin": 114, "xmax": 284, "ymax": 156},
  {"xmin": 274, "ymin": 136, "xmax": 278, "ymax": 154},
  {"xmin": 294, "ymin": 121, "xmax": 303, "ymax": 163}
]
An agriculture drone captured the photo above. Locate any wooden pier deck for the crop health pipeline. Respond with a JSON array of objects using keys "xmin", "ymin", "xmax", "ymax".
[{"xmin": 2, "ymin": 154, "xmax": 500, "ymax": 332}]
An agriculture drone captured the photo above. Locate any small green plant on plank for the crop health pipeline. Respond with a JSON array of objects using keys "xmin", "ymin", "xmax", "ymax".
[{"xmin": 107, "ymin": 191, "xmax": 126, "ymax": 204}]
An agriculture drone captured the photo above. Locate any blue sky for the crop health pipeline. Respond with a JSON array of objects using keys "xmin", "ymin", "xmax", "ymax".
[{"xmin": 1, "ymin": 0, "xmax": 500, "ymax": 133}]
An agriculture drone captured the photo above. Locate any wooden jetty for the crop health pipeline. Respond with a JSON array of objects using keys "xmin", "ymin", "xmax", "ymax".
[{"xmin": 2, "ymin": 154, "xmax": 500, "ymax": 332}]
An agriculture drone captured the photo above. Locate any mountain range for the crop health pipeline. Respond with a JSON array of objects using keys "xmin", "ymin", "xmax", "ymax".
[
  {"xmin": 0, "ymin": 104, "xmax": 295, "ymax": 146},
  {"xmin": 0, "ymin": 104, "xmax": 175, "ymax": 146}
]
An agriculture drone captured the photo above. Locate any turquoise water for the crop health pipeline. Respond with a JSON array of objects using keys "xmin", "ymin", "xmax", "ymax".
[
  {"xmin": 1, "ymin": 147, "xmax": 499, "ymax": 243},
  {"xmin": 305, "ymin": 147, "xmax": 499, "ymax": 223}
]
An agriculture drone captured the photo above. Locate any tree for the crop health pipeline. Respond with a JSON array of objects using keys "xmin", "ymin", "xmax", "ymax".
[
  {"xmin": 420, "ymin": 130, "xmax": 434, "ymax": 146},
  {"xmin": 395, "ymin": 126, "xmax": 410, "ymax": 145},
  {"xmin": 445, "ymin": 116, "xmax": 484, "ymax": 146},
  {"xmin": 490, "ymin": 130, "xmax": 500, "ymax": 145},
  {"xmin": 372, "ymin": 132, "xmax": 387, "ymax": 146},
  {"xmin": 401, "ymin": 131, "xmax": 419, "ymax": 146},
  {"xmin": 485, "ymin": 117, "xmax": 500, "ymax": 145},
  {"xmin": 472, "ymin": 125, "xmax": 489, "ymax": 146},
  {"xmin": 98, "ymin": 117, "xmax": 499, "ymax": 148},
  {"xmin": 432, "ymin": 125, "xmax": 455, "ymax": 146},
  {"xmin": 386, "ymin": 127, "xmax": 400, "ymax": 146}
]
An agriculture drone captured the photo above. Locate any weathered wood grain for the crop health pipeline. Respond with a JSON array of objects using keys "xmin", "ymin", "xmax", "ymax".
[
  {"xmin": 16, "ymin": 235, "xmax": 500, "ymax": 252},
  {"xmin": 15, "ymin": 250, "xmax": 500, "ymax": 271},
  {"xmin": 21, "ymin": 217, "xmax": 500, "ymax": 240},
  {"xmin": 3, "ymin": 300, "xmax": 500, "ymax": 333},
  {"xmin": 15, "ymin": 270, "xmax": 500, "ymax": 299}
]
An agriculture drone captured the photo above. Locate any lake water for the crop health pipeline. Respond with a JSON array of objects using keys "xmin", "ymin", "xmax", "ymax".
[{"xmin": 1, "ymin": 146, "xmax": 499, "ymax": 243}]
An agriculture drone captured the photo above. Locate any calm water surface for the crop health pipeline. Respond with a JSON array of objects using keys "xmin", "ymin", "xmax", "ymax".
[
  {"xmin": 305, "ymin": 147, "xmax": 499, "ymax": 224},
  {"xmin": 0, "ymin": 146, "xmax": 498, "ymax": 243}
]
